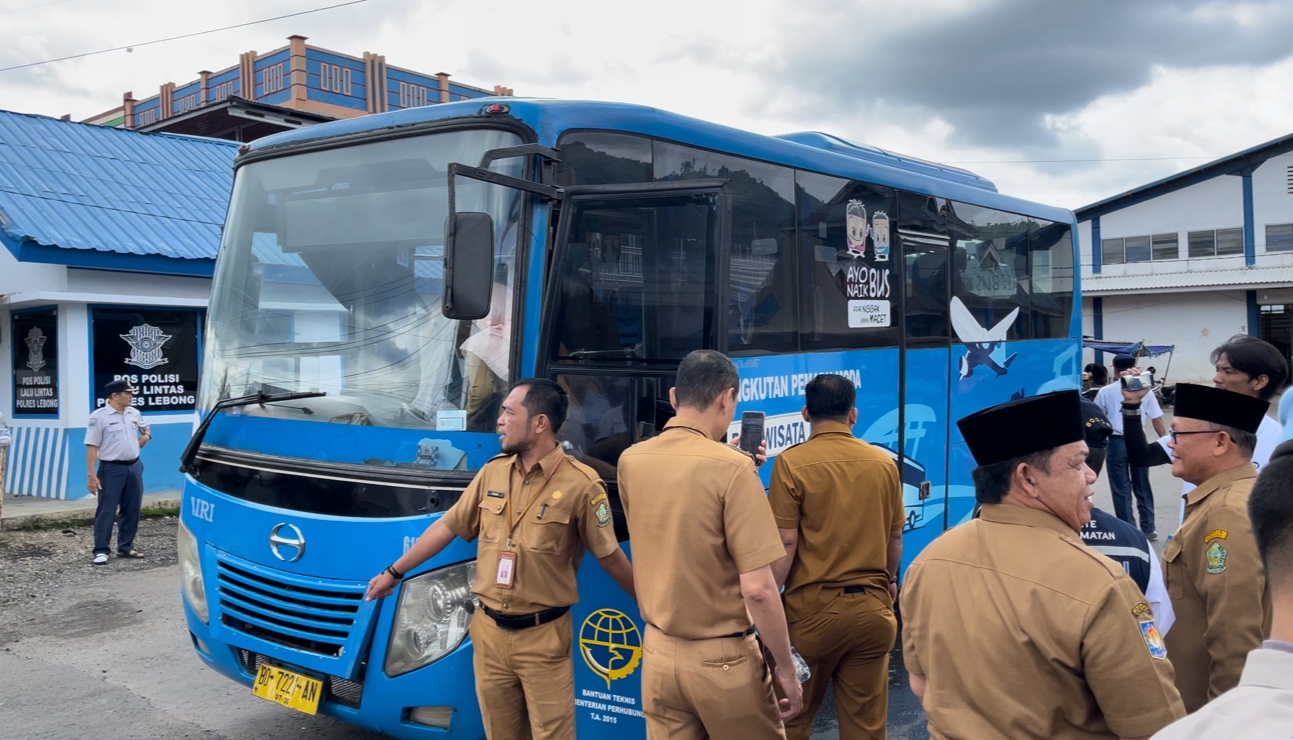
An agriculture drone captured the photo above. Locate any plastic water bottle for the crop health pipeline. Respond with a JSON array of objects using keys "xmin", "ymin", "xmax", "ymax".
[{"xmin": 790, "ymin": 646, "xmax": 811, "ymax": 683}]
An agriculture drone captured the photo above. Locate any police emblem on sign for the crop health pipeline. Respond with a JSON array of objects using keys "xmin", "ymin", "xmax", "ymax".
[
  {"xmin": 24, "ymin": 327, "xmax": 47, "ymax": 371},
  {"xmin": 122, "ymin": 324, "xmax": 173, "ymax": 370}
]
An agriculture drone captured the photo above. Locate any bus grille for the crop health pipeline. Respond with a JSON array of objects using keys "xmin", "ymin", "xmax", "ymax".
[
  {"xmin": 237, "ymin": 649, "xmax": 365, "ymax": 709},
  {"xmin": 216, "ymin": 559, "xmax": 363, "ymax": 657}
]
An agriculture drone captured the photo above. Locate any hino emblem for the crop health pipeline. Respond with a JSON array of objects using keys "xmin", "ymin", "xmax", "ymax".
[{"xmin": 269, "ymin": 523, "xmax": 306, "ymax": 562}]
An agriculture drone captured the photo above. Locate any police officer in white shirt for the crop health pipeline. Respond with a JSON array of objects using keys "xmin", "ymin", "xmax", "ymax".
[{"xmin": 86, "ymin": 380, "xmax": 151, "ymax": 565}]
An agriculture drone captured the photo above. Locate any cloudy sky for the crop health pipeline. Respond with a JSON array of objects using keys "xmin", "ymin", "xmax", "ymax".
[{"xmin": 5, "ymin": 0, "xmax": 1293, "ymax": 209}]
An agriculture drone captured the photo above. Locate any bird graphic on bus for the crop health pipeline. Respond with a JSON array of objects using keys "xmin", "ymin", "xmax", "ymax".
[{"xmin": 950, "ymin": 296, "xmax": 1019, "ymax": 380}]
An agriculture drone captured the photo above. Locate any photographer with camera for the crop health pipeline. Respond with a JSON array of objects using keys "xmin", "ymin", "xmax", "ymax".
[{"xmin": 1094, "ymin": 354, "xmax": 1166, "ymax": 539}]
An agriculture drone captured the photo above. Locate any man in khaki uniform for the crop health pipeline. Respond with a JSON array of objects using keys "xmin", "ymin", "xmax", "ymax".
[
  {"xmin": 1152, "ymin": 441, "xmax": 1293, "ymax": 738},
  {"xmin": 366, "ymin": 378, "xmax": 635, "ymax": 739},
  {"xmin": 1122, "ymin": 382, "xmax": 1272, "ymax": 712},
  {"xmin": 619, "ymin": 349, "xmax": 803, "ymax": 739},
  {"xmin": 902, "ymin": 390, "xmax": 1185, "ymax": 739},
  {"xmin": 768, "ymin": 373, "xmax": 902, "ymax": 740}
]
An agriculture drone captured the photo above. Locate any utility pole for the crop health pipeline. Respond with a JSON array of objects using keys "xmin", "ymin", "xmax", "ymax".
[{"xmin": 0, "ymin": 413, "xmax": 10, "ymax": 525}]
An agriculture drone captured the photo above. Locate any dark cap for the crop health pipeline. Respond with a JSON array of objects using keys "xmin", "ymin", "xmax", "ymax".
[
  {"xmin": 1173, "ymin": 383, "xmax": 1269, "ymax": 434},
  {"xmin": 1112, "ymin": 354, "xmax": 1136, "ymax": 371},
  {"xmin": 957, "ymin": 390, "xmax": 1085, "ymax": 466},
  {"xmin": 1081, "ymin": 398, "xmax": 1114, "ymax": 449},
  {"xmin": 104, "ymin": 380, "xmax": 138, "ymax": 395}
]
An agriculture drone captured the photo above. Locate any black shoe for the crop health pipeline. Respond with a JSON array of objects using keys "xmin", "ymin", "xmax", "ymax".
[{"xmin": 1145, "ymin": 532, "xmax": 1158, "ymax": 541}]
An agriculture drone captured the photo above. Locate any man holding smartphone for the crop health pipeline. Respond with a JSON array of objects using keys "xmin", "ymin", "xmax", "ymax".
[
  {"xmin": 767, "ymin": 373, "xmax": 902, "ymax": 739},
  {"xmin": 618, "ymin": 349, "xmax": 803, "ymax": 738},
  {"xmin": 85, "ymin": 380, "xmax": 151, "ymax": 565},
  {"xmin": 1094, "ymin": 354, "xmax": 1166, "ymax": 539}
]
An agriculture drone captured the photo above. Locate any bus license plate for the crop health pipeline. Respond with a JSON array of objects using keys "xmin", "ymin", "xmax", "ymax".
[{"xmin": 252, "ymin": 663, "xmax": 322, "ymax": 715}]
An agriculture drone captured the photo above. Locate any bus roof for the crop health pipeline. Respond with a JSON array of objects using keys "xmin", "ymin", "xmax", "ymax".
[{"xmin": 245, "ymin": 98, "xmax": 1074, "ymax": 224}]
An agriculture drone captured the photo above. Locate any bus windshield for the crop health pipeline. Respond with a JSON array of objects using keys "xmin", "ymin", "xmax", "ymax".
[{"xmin": 201, "ymin": 128, "xmax": 524, "ymax": 441}]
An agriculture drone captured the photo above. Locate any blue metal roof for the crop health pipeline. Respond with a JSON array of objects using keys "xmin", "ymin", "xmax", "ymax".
[{"xmin": 0, "ymin": 109, "xmax": 238, "ymax": 274}]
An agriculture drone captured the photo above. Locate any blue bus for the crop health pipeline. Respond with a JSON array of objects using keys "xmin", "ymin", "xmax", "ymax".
[{"xmin": 178, "ymin": 99, "xmax": 1081, "ymax": 738}]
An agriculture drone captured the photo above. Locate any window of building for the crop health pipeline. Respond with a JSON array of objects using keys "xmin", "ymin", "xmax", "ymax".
[
  {"xmin": 1124, "ymin": 235, "xmax": 1151, "ymax": 263},
  {"xmin": 1151, "ymin": 233, "xmax": 1178, "ymax": 261},
  {"xmin": 1188, "ymin": 228, "xmax": 1244, "ymax": 258},
  {"xmin": 1101, "ymin": 238, "xmax": 1125, "ymax": 265},
  {"xmin": 1217, "ymin": 228, "xmax": 1244, "ymax": 256},
  {"xmin": 1266, "ymin": 223, "xmax": 1293, "ymax": 253}
]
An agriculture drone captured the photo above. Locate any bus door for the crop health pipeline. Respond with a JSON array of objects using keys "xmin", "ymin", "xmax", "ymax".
[
  {"xmin": 537, "ymin": 181, "xmax": 730, "ymax": 737},
  {"xmin": 895, "ymin": 192, "xmax": 955, "ymax": 567}
]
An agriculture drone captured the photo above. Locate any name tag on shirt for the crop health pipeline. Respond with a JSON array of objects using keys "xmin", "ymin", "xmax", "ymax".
[
  {"xmin": 487, "ymin": 490, "xmax": 506, "ymax": 499},
  {"xmin": 495, "ymin": 551, "xmax": 516, "ymax": 588}
]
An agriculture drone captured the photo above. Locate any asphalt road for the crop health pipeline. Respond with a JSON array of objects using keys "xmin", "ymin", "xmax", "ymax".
[{"xmin": 0, "ymin": 451, "xmax": 1184, "ymax": 740}]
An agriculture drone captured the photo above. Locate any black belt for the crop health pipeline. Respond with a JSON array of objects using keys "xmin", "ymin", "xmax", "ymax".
[
  {"xmin": 101, "ymin": 458, "xmax": 139, "ymax": 466},
  {"xmin": 646, "ymin": 624, "xmax": 755, "ymax": 640},
  {"xmin": 481, "ymin": 604, "xmax": 569, "ymax": 631},
  {"xmin": 843, "ymin": 585, "xmax": 865, "ymax": 593}
]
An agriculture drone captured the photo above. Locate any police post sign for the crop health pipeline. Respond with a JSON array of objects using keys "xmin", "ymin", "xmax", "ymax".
[{"xmin": 91, "ymin": 308, "xmax": 200, "ymax": 412}]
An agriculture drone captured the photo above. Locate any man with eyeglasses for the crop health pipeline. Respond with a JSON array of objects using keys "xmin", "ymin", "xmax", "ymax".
[{"xmin": 1122, "ymin": 381, "xmax": 1272, "ymax": 712}]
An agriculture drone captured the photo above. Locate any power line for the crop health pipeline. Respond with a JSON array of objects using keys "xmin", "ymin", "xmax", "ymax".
[
  {"xmin": 947, "ymin": 155, "xmax": 1222, "ymax": 165},
  {"xmin": 0, "ymin": 0, "xmax": 369, "ymax": 73}
]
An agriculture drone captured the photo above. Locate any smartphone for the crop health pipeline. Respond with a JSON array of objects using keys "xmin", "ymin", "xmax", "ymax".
[
  {"xmin": 1121, "ymin": 373, "xmax": 1155, "ymax": 391},
  {"xmin": 738, "ymin": 411, "xmax": 765, "ymax": 461}
]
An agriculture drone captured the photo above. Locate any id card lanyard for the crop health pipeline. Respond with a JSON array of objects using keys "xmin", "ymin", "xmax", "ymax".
[{"xmin": 495, "ymin": 451, "xmax": 565, "ymax": 589}]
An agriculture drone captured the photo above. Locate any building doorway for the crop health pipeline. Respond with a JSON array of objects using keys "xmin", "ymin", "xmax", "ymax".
[{"xmin": 1259, "ymin": 304, "xmax": 1293, "ymax": 368}]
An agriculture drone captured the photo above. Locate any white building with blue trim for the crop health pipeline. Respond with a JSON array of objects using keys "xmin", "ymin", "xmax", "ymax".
[
  {"xmin": 1076, "ymin": 133, "xmax": 1293, "ymax": 383},
  {"xmin": 0, "ymin": 110, "xmax": 237, "ymax": 499}
]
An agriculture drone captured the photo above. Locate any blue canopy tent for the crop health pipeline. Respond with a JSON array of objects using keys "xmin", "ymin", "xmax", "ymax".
[
  {"xmin": 1082, "ymin": 339, "xmax": 1175, "ymax": 358},
  {"xmin": 1083, "ymin": 338, "xmax": 1178, "ymax": 404}
]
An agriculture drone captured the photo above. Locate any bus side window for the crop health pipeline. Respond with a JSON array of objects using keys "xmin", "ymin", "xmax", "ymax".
[
  {"xmin": 796, "ymin": 172, "xmax": 900, "ymax": 350},
  {"xmin": 897, "ymin": 191, "xmax": 950, "ymax": 343},
  {"xmin": 1028, "ymin": 220, "xmax": 1075, "ymax": 340},
  {"xmin": 945, "ymin": 201, "xmax": 1029, "ymax": 341}
]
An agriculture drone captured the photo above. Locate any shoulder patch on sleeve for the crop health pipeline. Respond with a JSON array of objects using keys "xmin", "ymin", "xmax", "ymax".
[
  {"xmin": 590, "ymin": 492, "xmax": 611, "ymax": 528},
  {"xmin": 1206, "ymin": 540, "xmax": 1228, "ymax": 574},
  {"xmin": 1204, "ymin": 529, "xmax": 1228, "ymax": 543},
  {"xmin": 1139, "ymin": 621, "xmax": 1168, "ymax": 660},
  {"xmin": 1131, "ymin": 601, "xmax": 1153, "ymax": 619}
]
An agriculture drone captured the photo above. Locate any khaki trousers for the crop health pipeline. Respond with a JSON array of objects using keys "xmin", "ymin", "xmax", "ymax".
[
  {"xmin": 784, "ymin": 588, "xmax": 897, "ymax": 740},
  {"xmin": 642, "ymin": 625, "xmax": 786, "ymax": 740},
  {"xmin": 470, "ymin": 610, "xmax": 575, "ymax": 740}
]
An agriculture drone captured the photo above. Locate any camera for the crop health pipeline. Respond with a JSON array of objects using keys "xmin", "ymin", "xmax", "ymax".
[{"xmin": 1120, "ymin": 373, "xmax": 1155, "ymax": 391}]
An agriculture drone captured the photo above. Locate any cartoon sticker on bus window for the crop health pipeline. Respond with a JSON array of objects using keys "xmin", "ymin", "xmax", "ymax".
[
  {"xmin": 950, "ymin": 296, "xmax": 1019, "ymax": 380},
  {"xmin": 871, "ymin": 210, "xmax": 891, "ymax": 262},
  {"xmin": 846, "ymin": 200, "xmax": 869, "ymax": 258}
]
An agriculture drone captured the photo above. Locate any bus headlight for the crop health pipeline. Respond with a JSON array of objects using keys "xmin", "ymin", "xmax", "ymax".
[
  {"xmin": 177, "ymin": 519, "xmax": 210, "ymax": 624},
  {"xmin": 385, "ymin": 561, "xmax": 477, "ymax": 677}
]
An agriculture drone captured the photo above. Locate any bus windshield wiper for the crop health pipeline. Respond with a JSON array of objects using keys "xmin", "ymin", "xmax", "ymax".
[
  {"xmin": 567, "ymin": 348, "xmax": 642, "ymax": 359},
  {"xmin": 179, "ymin": 390, "xmax": 326, "ymax": 474}
]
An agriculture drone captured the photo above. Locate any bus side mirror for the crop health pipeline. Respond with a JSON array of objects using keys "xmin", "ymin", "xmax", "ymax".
[{"xmin": 443, "ymin": 212, "xmax": 494, "ymax": 320}]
